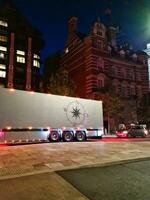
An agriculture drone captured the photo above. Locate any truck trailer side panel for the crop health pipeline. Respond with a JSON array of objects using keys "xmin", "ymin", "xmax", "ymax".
[
  {"xmin": 0, "ymin": 89, "xmax": 103, "ymax": 129},
  {"xmin": 0, "ymin": 88, "xmax": 103, "ymax": 143}
]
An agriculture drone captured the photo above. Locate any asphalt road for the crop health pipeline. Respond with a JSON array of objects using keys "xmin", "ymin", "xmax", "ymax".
[{"xmin": 58, "ymin": 158, "xmax": 150, "ymax": 200}]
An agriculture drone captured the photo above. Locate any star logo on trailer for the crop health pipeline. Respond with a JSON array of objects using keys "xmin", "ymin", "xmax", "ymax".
[
  {"xmin": 71, "ymin": 107, "xmax": 81, "ymax": 119},
  {"xmin": 64, "ymin": 100, "xmax": 88, "ymax": 125}
]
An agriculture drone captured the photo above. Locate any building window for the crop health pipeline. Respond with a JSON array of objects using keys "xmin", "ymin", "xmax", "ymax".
[
  {"xmin": 17, "ymin": 50, "xmax": 25, "ymax": 55},
  {"xmin": 0, "ymin": 52, "xmax": 5, "ymax": 59},
  {"xmin": 93, "ymin": 40, "xmax": 102, "ymax": 49},
  {"xmin": 0, "ymin": 64, "xmax": 6, "ymax": 70},
  {"xmin": 130, "ymin": 86, "xmax": 135, "ymax": 96},
  {"xmin": 97, "ymin": 30, "xmax": 102, "ymax": 36},
  {"xmin": 65, "ymin": 47, "xmax": 69, "ymax": 54},
  {"xmin": 16, "ymin": 50, "xmax": 25, "ymax": 63},
  {"xmin": 110, "ymin": 66, "xmax": 116, "ymax": 77},
  {"xmin": 118, "ymin": 84, "xmax": 121, "ymax": 95},
  {"xmin": 0, "ymin": 46, "xmax": 7, "ymax": 59},
  {"xmin": 0, "ymin": 20, "xmax": 8, "ymax": 27},
  {"xmin": 34, "ymin": 54, "xmax": 40, "ymax": 59},
  {"xmin": 136, "ymin": 72, "xmax": 141, "ymax": 81},
  {"xmin": 33, "ymin": 54, "xmax": 40, "ymax": 68},
  {"xmin": 117, "ymin": 68, "xmax": 122, "ymax": 77},
  {"xmin": 0, "ymin": 35, "xmax": 7, "ymax": 42},
  {"xmin": 126, "ymin": 69, "xmax": 133, "ymax": 80},
  {"xmin": 33, "ymin": 60, "xmax": 40, "ymax": 68},
  {"xmin": 0, "ymin": 70, "xmax": 6, "ymax": 78},
  {"xmin": 0, "ymin": 46, "xmax": 7, "ymax": 51},
  {"xmin": 121, "ymin": 85, "xmax": 126, "ymax": 97},
  {"xmin": 17, "ymin": 56, "xmax": 25, "ymax": 63},
  {"xmin": 97, "ymin": 78, "xmax": 104, "ymax": 88}
]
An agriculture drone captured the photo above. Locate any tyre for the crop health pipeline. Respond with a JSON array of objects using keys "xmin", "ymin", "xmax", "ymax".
[
  {"xmin": 75, "ymin": 131, "xmax": 86, "ymax": 142},
  {"xmin": 62, "ymin": 131, "xmax": 74, "ymax": 142},
  {"xmin": 49, "ymin": 131, "xmax": 60, "ymax": 142}
]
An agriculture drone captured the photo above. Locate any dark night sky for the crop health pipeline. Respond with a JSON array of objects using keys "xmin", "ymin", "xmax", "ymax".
[{"xmin": 2, "ymin": 0, "xmax": 150, "ymax": 63}]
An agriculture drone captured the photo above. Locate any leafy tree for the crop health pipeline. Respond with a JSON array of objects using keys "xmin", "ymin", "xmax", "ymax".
[
  {"xmin": 47, "ymin": 68, "xmax": 75, "ymax": 96},
  {"xmin": 43, "ymin": 52, "xmax": 61, "ymax": 91},
  {"xmin": 97, "ymin": 79, "xmax": 124, "ymax": 131},
  {"xmin": 99, "ymin": 92, "xmax": 124, "ymax": 126}
]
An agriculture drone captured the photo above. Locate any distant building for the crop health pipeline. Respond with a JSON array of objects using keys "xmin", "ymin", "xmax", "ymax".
[
  {"xmin": 61, "ymin": 17, "xmax": 149, "ymax": 127},
  {"xmin": 0, "ymin": 1, "xmax": 44, "ymax": 91}
]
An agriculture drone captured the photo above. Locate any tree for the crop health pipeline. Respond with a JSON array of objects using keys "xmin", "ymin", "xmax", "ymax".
[
  {"xmin": 47, "ymin": 68, "xmax": 75, "ymax": 96},
  {"xmin": 43, "ymin": 52, "xmax": 61, "ymax": 91},
  {"xmin": 97, "ymin": 79, "xmax": 124, "ymax": 131},
  {"xmin": 99, "ymin": 92, "xmax": 124, "ymax": 131}
]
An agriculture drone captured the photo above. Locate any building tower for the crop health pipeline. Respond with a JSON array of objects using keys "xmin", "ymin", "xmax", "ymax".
[{"xmin": 0, "ymin": 1, "xmax": 44, "ymax": 91}]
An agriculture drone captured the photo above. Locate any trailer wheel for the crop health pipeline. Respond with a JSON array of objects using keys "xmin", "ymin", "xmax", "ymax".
[
  {"xmin": 49, "ymin": 131, "xmax": 60, "ymax": 142},
  {"xmin": 62, "ymin": 131, "xmax": 73, "ymax": 142},
  {"xmin": 75, "ymin": 131, "xmax": 86, "ymax": 142}
]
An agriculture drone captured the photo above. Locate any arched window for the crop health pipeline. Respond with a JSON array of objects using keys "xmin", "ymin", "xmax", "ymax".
[{"xmin": 97, "ymin": 77, "xmax": 104, "ymax": 88}]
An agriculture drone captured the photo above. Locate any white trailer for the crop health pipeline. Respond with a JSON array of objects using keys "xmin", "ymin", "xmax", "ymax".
[{"xmin": 0, "ymin": 88, "xmax": 104, "ymax": 144}]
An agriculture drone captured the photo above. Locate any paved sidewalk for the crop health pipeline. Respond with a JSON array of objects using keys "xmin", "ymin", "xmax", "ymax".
[
  {"xmin": 0, "ymin": 140, "xmax": 150, "ymax": 180},
  {"xmin": 0, "ymin": 140, "xmax": 150, "ymax": 199}
]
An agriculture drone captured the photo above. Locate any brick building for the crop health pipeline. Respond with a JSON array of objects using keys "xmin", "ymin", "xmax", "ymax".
[
  {"xmin": 0, "ymin": 1, "xmax": 44, "ymax": 91},
  {"xmin": 61, "ymin": 17, "xmax": 149, "ymax": 128}
]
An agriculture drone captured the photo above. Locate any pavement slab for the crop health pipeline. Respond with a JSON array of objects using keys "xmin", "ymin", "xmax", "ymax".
[{"xmin": 0, "ymin": 141, "xmax": 150, "ymax": 179}]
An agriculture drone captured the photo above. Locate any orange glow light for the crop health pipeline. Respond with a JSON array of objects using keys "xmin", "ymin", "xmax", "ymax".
[
  {"xmin": 9, "ymin": 88, "xmax": 15, "ymax": 92},
  {"xmin": 7, "ymin": 126, "xmax": 11, "ymax": 130}
]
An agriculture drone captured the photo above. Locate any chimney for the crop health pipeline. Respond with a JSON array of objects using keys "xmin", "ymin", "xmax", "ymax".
[{"xmin": 68, "ymin": 16, "xmax": 78, "ymax": 33}]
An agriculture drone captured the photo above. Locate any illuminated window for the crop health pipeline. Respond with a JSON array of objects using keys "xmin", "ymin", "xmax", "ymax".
[
  {"xmin": 17, "ymin": 50, "xmax": 25, "ymax": 55},
  {"xmin": 0, "ymin": 64, "xmax": 6, "ymax": 69},
  {"xmin": 0, "ymin": 20, "xmax": 8, "ymax": 27},
  {"xmin": 65, "ymin": 48, "xmax": 69, "ymax": 54},
  {"xmin": 17, "ymin": 56, "xmax": 25, "ymax": 63},
  {"xmin": 0, "ymin": 46, "xmax": 7, "ymax": 59},
  {"xmin": 33, "ymin": 59, "xmax": 40, "ymax": 68},
  {"xmin": 34, "ymin": 54, "xmax": 40, "ymax": 59},
  {"xmin": 0, "ymin": 52, "xmax": 5, "ymax": 58},
  {"xmin": 16, "ymin": 50, "xmax": 25, "ymax": 63},
  {"xmin": 0, "ymin": 70, "xmax": 6, "ymax": 78},
  {"xmin": 0, "ymin": 46, "xmax": 7, "ymax": 51},
  {"xmin": 0, "ymin": 35, "xmax": 7, "ymax": 42}
]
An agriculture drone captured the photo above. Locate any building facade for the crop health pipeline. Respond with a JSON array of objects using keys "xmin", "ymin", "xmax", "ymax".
[
  {"xmin": 61, "ymin": 17, "xmax": 149, "ymax": 127},
  {"xmin": 0, "ymin": 1, "xmax": 44, "ymax": 91}
]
